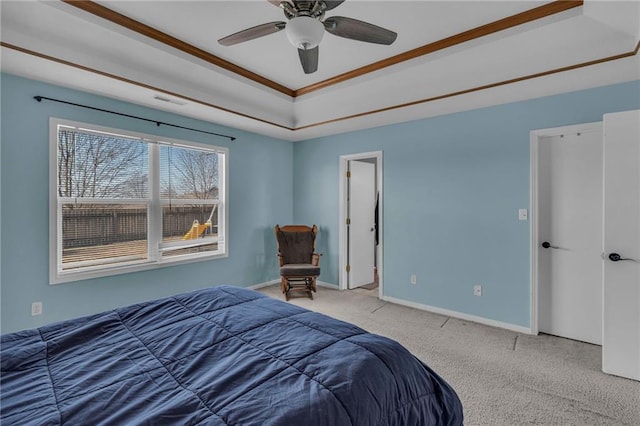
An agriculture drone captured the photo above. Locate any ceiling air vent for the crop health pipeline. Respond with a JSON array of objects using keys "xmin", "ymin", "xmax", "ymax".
[{"xmin": 153, "ymin": 95, "xmax": 187, "ymax": 106}]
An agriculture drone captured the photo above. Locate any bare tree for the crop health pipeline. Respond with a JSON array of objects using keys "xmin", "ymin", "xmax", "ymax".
[
  {"xmin": 57, "ymin": 130, "xmax": 147, "ymax": 199},
  {"xmin": 162, "ymin": 147, "xmax": 219, "ymax": 200},
  {"xmin": 57, "ymin": 130, "xmax": 75, "ymax": 197},
  {"xmin": 121, "ymin": 171, "xmax": 149, "ymax": 199}
]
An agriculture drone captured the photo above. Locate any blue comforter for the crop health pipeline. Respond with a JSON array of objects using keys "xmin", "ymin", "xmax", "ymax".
[{"xmin": 1, "ymin": 286, "xmax": 463, "ymax": 425}]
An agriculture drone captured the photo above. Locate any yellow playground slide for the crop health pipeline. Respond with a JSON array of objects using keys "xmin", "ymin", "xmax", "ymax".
[{"xmin": 182, "ymin": 220, "xmax": 211, "ymax": 240}]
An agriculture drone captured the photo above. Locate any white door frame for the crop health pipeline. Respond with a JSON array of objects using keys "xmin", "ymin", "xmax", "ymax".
[
  {"xmin": 339, "ymin": 151, "xmax": 383, "ymax": 296},
  {"xmin": 530, "ymin": 122, "xmax": 603, "ymax": 336}
]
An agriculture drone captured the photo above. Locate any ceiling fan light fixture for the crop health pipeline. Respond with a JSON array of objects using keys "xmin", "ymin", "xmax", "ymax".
[{"xmin": 286, "ymin": 16, "xmax": 324, "ymax": 50}]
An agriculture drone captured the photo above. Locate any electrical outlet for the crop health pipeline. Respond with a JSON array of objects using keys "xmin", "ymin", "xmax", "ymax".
[
  {"xmin": 410, "ymin": 274, "xmax": 417, "ymax": 285},
  {"xmin": 474, "ymin": 285, "xmax": 482, "ymax": 297},
  {"xmin": 31, "ymin": 302, "xmax": 43, "ymax": 316}
]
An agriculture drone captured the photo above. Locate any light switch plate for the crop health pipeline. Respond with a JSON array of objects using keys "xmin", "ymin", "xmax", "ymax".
[{"xmin": 518, "ymin": 209, "xmax": 528, "ymax": 221}]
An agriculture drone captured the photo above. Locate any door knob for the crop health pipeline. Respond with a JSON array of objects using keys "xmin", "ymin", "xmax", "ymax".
[
  {"xmin": 542, "ymin": 241, "xmax": 559, "ymax": 249},
  {"xmin": 608, "ymin": 253, "xmax": 638, "ymax": 262}
]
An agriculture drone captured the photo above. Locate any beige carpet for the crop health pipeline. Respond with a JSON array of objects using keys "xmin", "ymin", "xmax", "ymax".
[{"xmin": 257, "ymin": 284, "xmax": 640, "ymax": 426}]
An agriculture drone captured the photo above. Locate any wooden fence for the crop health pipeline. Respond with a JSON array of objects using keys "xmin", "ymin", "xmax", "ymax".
[{"xmin": 62, "ymin": 206, "xmax": 218, "ymax": 248}]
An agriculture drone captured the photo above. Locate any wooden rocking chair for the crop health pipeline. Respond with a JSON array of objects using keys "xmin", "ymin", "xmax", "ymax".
[{"xmin": 274, "ymin": 224, "xmax": 321, "ymax": 300}]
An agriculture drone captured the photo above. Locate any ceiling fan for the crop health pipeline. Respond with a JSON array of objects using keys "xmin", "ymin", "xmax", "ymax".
[{"xmin": 218, "ymin": 0, "xmax": 397, "ymax": 74}]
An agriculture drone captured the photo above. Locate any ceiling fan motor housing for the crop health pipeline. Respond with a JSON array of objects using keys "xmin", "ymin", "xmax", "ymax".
[{"xmin": 281, "ymin": 1, "xmax": 327, "ymax": 20}]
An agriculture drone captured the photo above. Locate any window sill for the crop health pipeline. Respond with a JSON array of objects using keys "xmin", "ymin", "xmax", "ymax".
[{"xmin": 50, "ymin": 251, "xmax": 228, "ymax": 285}]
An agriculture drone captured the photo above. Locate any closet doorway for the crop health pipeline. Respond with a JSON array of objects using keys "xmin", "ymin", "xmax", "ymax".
[{"xmin": 532, "ymin": 122, "xmax": 603, "ymax": 345}]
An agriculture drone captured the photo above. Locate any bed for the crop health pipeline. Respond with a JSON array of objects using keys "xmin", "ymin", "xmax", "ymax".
[{"xmin": 1, "ymin": 286, "xmax": 463, "ymax": 425}]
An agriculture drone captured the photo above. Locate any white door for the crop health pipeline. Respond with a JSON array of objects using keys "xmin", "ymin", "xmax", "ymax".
[
  {"xmin": 538, "ymin": 128, "xmax": 603, "ymax": 345},
  {"xmin": 348, "ymin": 160, "xmax": 376, "ymax": 289},
  {"xmin": 602, "ymin": 110, "xmax": 640, "ymax": 381}
]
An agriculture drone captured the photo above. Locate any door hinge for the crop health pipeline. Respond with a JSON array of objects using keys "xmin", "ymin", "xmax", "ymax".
[
  {"xmin": 346, "ymin": 218, "xmax": 351, "ymax": 225},
  {"xmin": 346, "ymin": 265, "xmax": 351, "ymax": 272},
  {"xmin": 346, "ymin": 171, "xmax": 351, "ymax": 178}
]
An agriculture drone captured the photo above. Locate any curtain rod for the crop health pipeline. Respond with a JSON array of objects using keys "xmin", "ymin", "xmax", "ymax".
[{"xmin": 34, "ymin": 96, "xmax": 236, "ymax": 141}]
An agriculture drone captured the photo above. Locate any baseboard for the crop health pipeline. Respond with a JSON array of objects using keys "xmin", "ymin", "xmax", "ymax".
[
  {"xmin": 247, "ymin": 280, "xmax": 279, "ymax": 290},
  {"xmin": 317, "ymin": 281, "xmax": 338, "ymax": 289},
  {"xmin": 382, "ymin": 295, "xmax": 533, "ymax": 335}
]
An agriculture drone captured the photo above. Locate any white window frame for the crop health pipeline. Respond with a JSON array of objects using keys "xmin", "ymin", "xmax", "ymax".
[{"xmin": 49, "ymin": 118, "xmax": 229, "ymax": 284}]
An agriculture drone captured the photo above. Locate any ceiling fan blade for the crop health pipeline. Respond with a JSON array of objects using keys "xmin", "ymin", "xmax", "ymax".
[
  {"xmin": 324, "ymin": 16, "xmax": 397, "ymax": 45},
  {"xmin": 298, "ymin": 46, "xmax": 319, "ymax": 74},
  {"xmin": 218, "ymin": 21, "xmax": 286, "ymax": 46},
  {"xmin": 323, "ymin": 1, "xmax": 346, "ymax": 11}
]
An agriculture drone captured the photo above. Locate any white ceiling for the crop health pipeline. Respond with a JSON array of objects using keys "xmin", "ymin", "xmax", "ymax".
[{"xmin": 1, "ymin": 1, "xmax": 639, "ymax": 141}]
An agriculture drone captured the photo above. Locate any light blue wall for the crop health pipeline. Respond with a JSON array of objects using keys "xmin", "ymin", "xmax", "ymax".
[
  {"xmin": 293, "ymin": 80, "xmax": 640, "ymax": 328},
  {"xmin": 0, "ymin": 74, "xmax": 293, "ymax": 333},
  {"xmin": 3, "ymin": 74, "xmax": 639, "ymax": 334}
]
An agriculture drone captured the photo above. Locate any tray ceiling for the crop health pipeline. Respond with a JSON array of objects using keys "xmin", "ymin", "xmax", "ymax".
[{"xmin": 1, "ymin": 1, "xmax": 639, "ymax": 141}]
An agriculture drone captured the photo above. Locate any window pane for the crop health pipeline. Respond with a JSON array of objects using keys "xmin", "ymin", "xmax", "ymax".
[
  {"xmin": 61, "ymin": 204, "xmax": 148, "ymax": 270},
  {"xmin": 57, "ymin": 129, "xmax": 148, "ymax": 199},
  {"xmin": 162, "ymin": 204, "xmax": 218, "ymax": 242},
  {"xmin": 160, "ymin": 145, "xmax": 219, "ymax": 200}
]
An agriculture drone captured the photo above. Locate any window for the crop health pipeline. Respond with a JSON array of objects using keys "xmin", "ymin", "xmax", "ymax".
[{"xmin": 50, "ymin": 118, "xmax": 227, "ymax": 283}]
